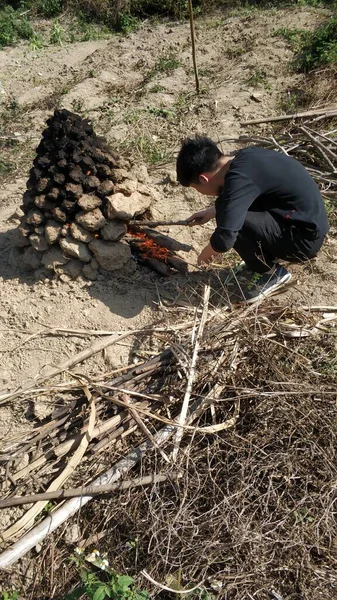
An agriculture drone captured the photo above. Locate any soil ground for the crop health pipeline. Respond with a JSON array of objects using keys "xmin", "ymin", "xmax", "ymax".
[{"xmin": 0, "ymin": 3, "xmax": 337, "ymax": 591}]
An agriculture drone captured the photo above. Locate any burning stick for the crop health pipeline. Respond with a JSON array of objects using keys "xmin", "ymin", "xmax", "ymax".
[{"xmin": 130, "ymin": 219, "xmax": 190, "ymax": 228}]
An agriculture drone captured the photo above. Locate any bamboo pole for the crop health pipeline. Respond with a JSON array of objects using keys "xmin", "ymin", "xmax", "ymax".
[
  {"xmin": 187, "ymin": 0, "xmax": 200, "ymax": 93},
  {"xmin": 242, "ymin": 107, "xmax": 337, "ymax": 126},
  {"xmin": 172, "ymin": 284, "xmax": 210, "ymax": 461}
]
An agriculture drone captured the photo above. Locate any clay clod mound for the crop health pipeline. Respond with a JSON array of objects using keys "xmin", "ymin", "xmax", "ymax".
[{"xmin": 11, "ymin": 109, "xmax": 156, "ymax": 280}]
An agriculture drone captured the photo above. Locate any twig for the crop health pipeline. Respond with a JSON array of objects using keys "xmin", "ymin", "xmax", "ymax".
[
  {"xmin": 131, "ymin": 219, "xmax": 189, "ymax": 228},
  {"xmin": 172, "ymin": 284, "xmax": 210, "ymax": 461},
  {"xmin": 242, "ymin": 107, "xmax": 337, "ymax": 125},
  {"xmin": 0, "ymin": 473, "xmax": 181, "ymax": 508},
  {"xmin": 120, "ymin": 394, "xmax": 170, "ymax": 463},
  {"xmin": 299, "ymin": 126, "xmax": 336, "ymax": 171},
  {"xmin": 141, "ymin": 569, "xmax": 203, "ymax": 594}
]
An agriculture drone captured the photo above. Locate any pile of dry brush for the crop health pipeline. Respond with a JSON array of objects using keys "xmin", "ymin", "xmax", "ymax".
[{"xmin": 0, "ymin": 287, "xmax": 336, "ymax": 599}]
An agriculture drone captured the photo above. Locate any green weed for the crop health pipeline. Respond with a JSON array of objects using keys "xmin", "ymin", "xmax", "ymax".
[
  {"xmin": 323, "ymin": 197, "xmax": 337, "ymax": 227},
  {"xmin": 275, "ymin": 17, "xmax": 337, "ymax": 73},
  {"xmin": 145, "ymin": 52, "xmax": 181, "ymax": 82},
  {"xmin": 0, "ymin": 5, "xmax": 34, "ymax": 47},
  {"xmin": 23, "ymin": 0, "xmax": 64, "ymax": 18},
  {"xmin": 295, "ymin": 16, "xmax": 337, "ymax": 72},
  {"xmin": 72, "ymin": 98, "xmax": 84, "ymax": 112},
  {"xmin": 76, "ymin": 19, "xmax": 112, "ymax": 41},
  {"xmin": 30, "ymin": 32, "xmax": 44, "ymax": 50},
  {"xmin": 226, "ymin": 46, "xmax": 245, "ymax": 59},
  {"xmin": 0, "ymin": 591, "xmax": 19, "ymax": 600},
  {"xmin": 147, "ymin": 105, "xmax": 172, "ymax": 118},
  {"xmin": 273, "ymin": 26, "xmax": 307, "ymax": 49},
  {"xmin": 279, "ymin": 86, "xmax": 313, "ymax": 113},
  {"xmin": 117, "ymin": 12, "xmax": 140, "ymax": 34},
  {"xmin": 49, "ymin": 19, "xmax": 65, "ymax": 44},
  {"xmin": 148, "ymin": 84, "xmax": 165, "ymax": 93},
  {"xmin": 0, "ymin": 159, "xmax": 14, "ymax": 176},
  {"xmin": 66, "ymin": 548, "xmax": 149, "ymax": 600},
  {"xmin": 245, "ymin": 67, "xmax": 269, "ymax": 88}
]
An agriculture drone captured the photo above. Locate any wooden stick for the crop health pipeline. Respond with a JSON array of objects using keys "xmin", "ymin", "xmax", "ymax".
[
  {"xmin": 131, "ymin": 219, "xmax": 189, "ymax": 228},
  {"xmin": 299, "ymin": 126, "xmax": 336, "ymax": 171},
  {"xmin": 300, "ymin": 125, "xmax": 337, "ymax": 163},
  {"xmin": 242, "ymin": 107, "xmax": 337, "ymax": 126},
  {"xmin": 0, "ymin": 473, "xmax": 180, "ymax": 508},
  {"xmin": 172, "ymin": 284, "xmax": 210, "ymax": 461},
  {"xmin": 187, "ymin": 0, "xmax": 200, "ymax": 93},
  {"xmin": 0, "ymin": 327, "xmax": 174, "ymax": 405}
]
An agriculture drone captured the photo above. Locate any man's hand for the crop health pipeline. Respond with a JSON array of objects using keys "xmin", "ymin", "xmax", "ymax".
[
  {"xmin": 187, "ymin": 206, "xmax": 216, "ymax": 226},
  {"xmin": 197, "ymin": 243, "xmax": 220, "ymax": 266}
]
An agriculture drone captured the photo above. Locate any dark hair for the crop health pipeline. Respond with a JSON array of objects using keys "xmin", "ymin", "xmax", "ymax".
[{"xmin": 176, "ymin": 135, "xmax": 223, "ymax": 186}]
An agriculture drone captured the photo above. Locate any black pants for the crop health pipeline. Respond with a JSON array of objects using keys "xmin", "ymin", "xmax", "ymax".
[{"xmin": 234, "ymin": 211, "xmax": 327, "ymax": 274}]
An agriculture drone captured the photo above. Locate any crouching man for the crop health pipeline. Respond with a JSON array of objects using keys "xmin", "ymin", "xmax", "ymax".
[{"xmin": 176, "ymin": 136, "xmax": 329, "ymax": 303}]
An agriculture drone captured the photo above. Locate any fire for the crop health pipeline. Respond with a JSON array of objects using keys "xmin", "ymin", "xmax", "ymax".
[{"xmin": 127, "ymin": 228, "xmax": 172, "ymax": 262}]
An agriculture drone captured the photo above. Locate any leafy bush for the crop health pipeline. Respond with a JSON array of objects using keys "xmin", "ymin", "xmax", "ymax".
[
  {"xmin": 0, "ymin": 5, "xmax": 34, "ymax": 47},
  {"xmin": 32, "ymin": 0, "xmax": 64, "ymax": 17},
  {"xmin": 295, "ymin": 16, "xmax": 337, "ymax": 71},
  {"xmin": 275, "ymin": 16, "xmax": 337, "ymax": 72}
]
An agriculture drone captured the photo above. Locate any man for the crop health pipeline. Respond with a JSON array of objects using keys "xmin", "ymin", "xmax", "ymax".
[{"xmin": 176, "ymin": 136, "xmax": 329, "ymax": 303}]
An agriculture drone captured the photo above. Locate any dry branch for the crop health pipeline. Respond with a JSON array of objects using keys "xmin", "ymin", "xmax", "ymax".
[
  {"xmin": 242, "ymin": 107, "xmax": 337, "ymax": 125},
  {"xmin": 0, "ymin": 473, "xmax": 181, "ymax": 508},
  {"xmin": 131, "ymin": 219, "xmax": 190, "ymax": 228}
]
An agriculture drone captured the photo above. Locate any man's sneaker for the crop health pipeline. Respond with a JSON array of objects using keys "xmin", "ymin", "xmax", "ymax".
[{"xmin": 231, "ymin": 264, "xmax": 292, "ymax": 304}]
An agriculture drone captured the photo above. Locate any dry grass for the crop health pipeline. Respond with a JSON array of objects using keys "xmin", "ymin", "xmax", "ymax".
[{"xmin": 1, "ymin": 291, "xmax": 336, "ymax": 599}]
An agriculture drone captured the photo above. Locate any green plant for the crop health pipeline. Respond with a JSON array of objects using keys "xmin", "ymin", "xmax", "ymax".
[
  {"xmin": 77, "ymin": 19, "xmax": 112, "ymax": 41},
  {"xmin": 0, "ymin": 591, "xmax": 20, "ymax": 600},
  {"xmin": 225, "ymin": 46, "xmax": 245, "ymax": 59},
  {"xmin": 30, "ymin": 32, "xmax": 44, "ymax": 50},
  {"xmin": 245, "ymin": 67, "xmax": 269, "ymax": 87},
  {"xmin": 0, "ymin": 5, "xmax": 34, "ymax": 47},
  {"xmin": 0, "ymin": 159, "xmax": 14, "ymax": 175},
  {"xmin": 117, "ymin": 12, "xmax": 139, "ymax": 33},
  {"xmin": 147, "ymin": 105, "xmax": 171, "ymax": 118},
  {"xmin": 72, "ymin": 98, "xmax": 84, "ymax": 112},
  {"xmin": 66, "ymin": 548, "xmax": 150, "ymax": 600},
  {"xmin": 295, "ymin": 16, "xmax": 337, "ymax": 72},
  {"xmin": 20, "ymin": 0, "xmax": 65, "ymax": 19},
  {"xmin": 273, "ymin": 26, "xmax": 307, "ymax": 49},
  {"xmin": 145, "ymin": 52, "xmax": 181, "ymax": 82},
  {"xmin": 49, "ymin": 19, "xmax": 64, "ymax": 44},
  {"xmin": 148, "ymin": 84, "xmax": 165, "ymax": 93},
  {"xmin": 279, "ymin": 86, "xmax": 313, "ymax": 113}
]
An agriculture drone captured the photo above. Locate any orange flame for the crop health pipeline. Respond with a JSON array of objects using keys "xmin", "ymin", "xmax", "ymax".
[{"xmin": 128, "ymin": 229, "xmax": 171, "ymax": 262}]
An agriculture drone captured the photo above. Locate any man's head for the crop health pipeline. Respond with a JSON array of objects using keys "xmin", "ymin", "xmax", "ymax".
[{"xmin": 176, "ymin": 135, "xmax": 224, "ymax": 195}]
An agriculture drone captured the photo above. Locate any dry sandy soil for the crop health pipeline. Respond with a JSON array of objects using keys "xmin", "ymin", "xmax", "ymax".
[{"xmin": 0, "ymin": 2, "xmax": 336, "ymax": 572}]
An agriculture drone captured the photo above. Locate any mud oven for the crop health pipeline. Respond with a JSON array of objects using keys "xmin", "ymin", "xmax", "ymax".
[{"xmin": 12, "ymin": 109, "xmax": 188, "ymax": 280}]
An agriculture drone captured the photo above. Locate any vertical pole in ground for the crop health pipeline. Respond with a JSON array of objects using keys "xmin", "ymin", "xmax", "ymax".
[{"xmin": 187, "ymin": 0, "xmax": 200, "ymax": 93}]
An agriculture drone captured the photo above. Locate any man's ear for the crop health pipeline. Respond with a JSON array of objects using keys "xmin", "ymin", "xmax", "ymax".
[{"xmin": 199, "ymin": 174, "xmax": 210, "ymax": 184}]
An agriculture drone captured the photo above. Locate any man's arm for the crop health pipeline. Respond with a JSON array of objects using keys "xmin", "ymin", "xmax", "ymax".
[{"xmin": 210, "ymin": 172, "xmax": 260, "ymax": 253}]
